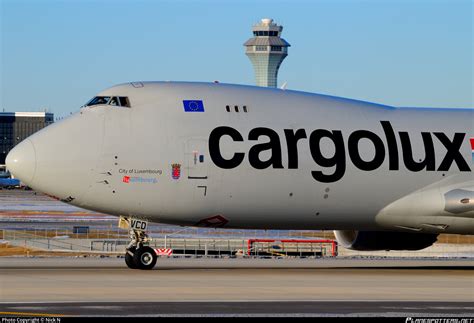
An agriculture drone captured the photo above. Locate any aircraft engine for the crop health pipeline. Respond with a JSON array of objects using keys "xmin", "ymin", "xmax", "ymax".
[{"xmin": 333, "ymin": 230, "xmax": 438, "ymax": 251}]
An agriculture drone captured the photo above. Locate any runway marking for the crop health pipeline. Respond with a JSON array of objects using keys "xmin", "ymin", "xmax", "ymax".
[{"xmin": 0, "ymin": 311, "xmax": 67, "ymax": 317}]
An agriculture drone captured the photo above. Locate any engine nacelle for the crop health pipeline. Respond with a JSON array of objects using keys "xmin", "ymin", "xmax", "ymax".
[{"xmin": 334, "ymin": 230, "xmax": 438, "ymax": 251}]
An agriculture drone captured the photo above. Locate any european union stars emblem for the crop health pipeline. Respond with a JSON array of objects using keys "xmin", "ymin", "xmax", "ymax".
[{"xmin": 183, "ymin": 100, "xmax": 205, "ymax": 112}]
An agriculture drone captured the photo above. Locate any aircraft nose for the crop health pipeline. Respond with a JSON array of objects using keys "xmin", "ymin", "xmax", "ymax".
[{"xmin": 6, "ymin": 139, "xmax": 36, "ymax": 184}]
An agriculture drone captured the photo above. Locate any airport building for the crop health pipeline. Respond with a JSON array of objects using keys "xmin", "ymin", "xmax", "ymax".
[
  {"xmin": 0, "ymin": 112, "xmax": 54, "ymax": 165},
  {"xmin": 244, "ymin": 18, "xmax": 290, "ymax": 88}
]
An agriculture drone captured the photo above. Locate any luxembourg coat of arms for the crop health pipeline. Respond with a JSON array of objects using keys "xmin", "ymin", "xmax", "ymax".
[{"xmin": 171, "ymin": 163, "xmax": 181, "ymax": 180}]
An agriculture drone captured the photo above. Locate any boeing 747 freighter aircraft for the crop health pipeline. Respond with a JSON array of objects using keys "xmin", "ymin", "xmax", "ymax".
[{"xmin": 6, "ymin": 82, "xmax": 474, "ymax": 269}]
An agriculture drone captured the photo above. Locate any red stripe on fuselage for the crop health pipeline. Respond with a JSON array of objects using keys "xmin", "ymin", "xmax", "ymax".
[{"xmin": 470, "ymin": 138, "xmax": 474, "ymax": 150}]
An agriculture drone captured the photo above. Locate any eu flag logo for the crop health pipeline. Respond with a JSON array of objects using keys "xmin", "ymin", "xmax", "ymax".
[{"xmin": 183, "ymin": 100, "xmax": 205, "ymax": 112}]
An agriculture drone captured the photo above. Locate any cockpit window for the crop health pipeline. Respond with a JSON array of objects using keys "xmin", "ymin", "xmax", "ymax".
[
  {"xmin": 86, "ymin": 96, "xmax": 111, "ymax": 106},
  {"xmin": 84, "ymin": 96, "xmax": 131, "ymax": 108},
  {"xmin": 109, "ymin": 97, "xmax": 119, "ymax": 106},
  {"xmin": 118, "ymin": 97, "xmax": 130, "ymax": 107}
]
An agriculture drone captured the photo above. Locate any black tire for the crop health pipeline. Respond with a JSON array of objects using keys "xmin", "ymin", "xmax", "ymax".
[
  {"xmin": 125, "ymin": 246, "xmax": 138, "ymax": 269},
  {"xmin": 133, "ymin": 246, "xmax": 157, "ymax": 270}
]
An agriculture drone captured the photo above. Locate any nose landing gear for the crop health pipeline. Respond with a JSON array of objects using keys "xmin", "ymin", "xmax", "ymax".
[{"xmin": 124, "ymin": 222, "xmax": 157, "ymax": 270}]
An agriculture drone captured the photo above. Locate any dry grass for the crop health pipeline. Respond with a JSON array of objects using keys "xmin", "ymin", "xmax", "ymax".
[
  {"xmin": 2, "ymin": 230, "xmax": 127, "ymax": 239},
  {"xmin": 437, "ymin": 234, "xmax": 474, "ymax": 244},
  {"xmin": 0, "ymin": 244, "xmax": 34, "ymax": 256},
  {"xmin": 291, "ymin": 231, "xmax": 473, "ymax": 244},
  {"xmin": 289, "ymin": 231, "xmax": 336, "ymax": 239},
  {"xmin": 0, "ymin": 243, "xmax": 118, "ymax": 257}
]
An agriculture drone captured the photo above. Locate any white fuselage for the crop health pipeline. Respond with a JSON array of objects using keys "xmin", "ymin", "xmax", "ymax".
[{"xmin": 6, "ymin": 82, "xmax": 474, "ymax": 234}]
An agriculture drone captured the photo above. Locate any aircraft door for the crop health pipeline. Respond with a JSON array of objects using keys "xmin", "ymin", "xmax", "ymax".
[
  {"xmin": 80, "ymin": 107, "xmax": 131, "ymax": 208},
  {"xmin": 94, "ymin": 108, "xmax": 131, "ymax": 192},
  {"xmin": 185, "ymin": 139, "xmax": 209, "ymax": 180}
]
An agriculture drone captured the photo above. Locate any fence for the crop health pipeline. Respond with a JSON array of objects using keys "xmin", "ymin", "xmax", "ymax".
[
  {"xmin": 247, "ymin": 239, "xmax": 337, "ymax": 257},
  {"xmin": 1, "ymin": 228, "xmax": 337, "ymax": 258},
  {"xmin": 1, "ymin": 228, "xmax": 472, "ymax": 258}
]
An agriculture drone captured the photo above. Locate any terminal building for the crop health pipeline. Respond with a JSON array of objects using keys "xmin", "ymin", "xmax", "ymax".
[
  {"xmin": 0, "ymin": 112, "xmax": 54, "ymax": 166},
  {"xmin": 244, "ymin": 18, "xmax": 290, "ymax": 88}
]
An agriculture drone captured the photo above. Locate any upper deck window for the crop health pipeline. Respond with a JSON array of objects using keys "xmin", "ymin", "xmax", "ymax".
[{"xmin": 85, "ymin": 96, "xmax": 131, "ymax": 108}]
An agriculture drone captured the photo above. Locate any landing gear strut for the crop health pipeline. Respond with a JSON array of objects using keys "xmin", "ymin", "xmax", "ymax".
[{"xmin": 125, "ymin": 227, "xmax": 157, "ymax": 270}]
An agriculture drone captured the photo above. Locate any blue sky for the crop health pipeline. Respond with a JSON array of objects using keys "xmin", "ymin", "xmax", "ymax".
[{"xmin": 1, "ymin": 0, "xmax": 472, "ymax": 118}]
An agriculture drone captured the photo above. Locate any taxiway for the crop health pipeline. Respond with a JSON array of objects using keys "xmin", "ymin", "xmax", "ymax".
[{"xmin": 0, "ymin": 257, "xmax": 472, "ymax": 316}]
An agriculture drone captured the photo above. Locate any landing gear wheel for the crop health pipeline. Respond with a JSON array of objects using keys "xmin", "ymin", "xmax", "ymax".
[
  {"xmin": 133, "ymin": 246, "xmax": 157, "ymax": 270},
  {"xmin": 123, "ymin": 222, "xmax": 154, "ymax": 270},
  {"xmin": 125, "ymin": 246, "xmax": 138, "ymax": 269}
]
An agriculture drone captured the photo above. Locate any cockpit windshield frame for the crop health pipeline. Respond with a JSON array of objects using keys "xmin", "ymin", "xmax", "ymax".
[
  {"xmin": 85, "ymin": 96, "xmax": 111, "ymax": 106},
  {"xmin": 84, "ymin": 96, "xmax": 131, "ymax": 108}
]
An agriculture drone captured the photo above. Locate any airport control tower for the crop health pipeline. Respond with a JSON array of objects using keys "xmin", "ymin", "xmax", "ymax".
[{"xmin": 244, "ymin": 18, "xmax": 290, "ymax": 88}]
